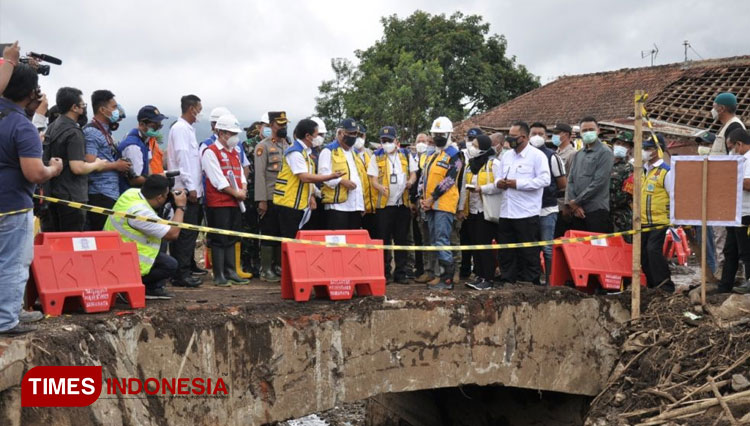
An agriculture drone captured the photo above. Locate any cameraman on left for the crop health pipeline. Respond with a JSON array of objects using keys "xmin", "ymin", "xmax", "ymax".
[{"xmin": 0, "ymin": 42, "xmax": 63, "ymax": 336}]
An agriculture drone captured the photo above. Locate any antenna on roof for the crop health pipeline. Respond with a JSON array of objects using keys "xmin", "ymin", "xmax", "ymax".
[
  {"xmin": 641, "ymin": 44, "xmax": 659, "ymax": 66},
  {"xmin": 683, "ymin": 40, "xmax": 704, "ymax": 62}
]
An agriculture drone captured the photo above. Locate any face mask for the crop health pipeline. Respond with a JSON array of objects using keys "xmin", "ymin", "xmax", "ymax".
[
  {"xmin": 276, "ymin": 127, "xmax": 288, "ymax": 139},
  {"xmin": 642, "ymin": 149, "xmax": 653, "ymax": 162},
  {"xmin": 354, "ymin": 137, "xmax": 365, "ymax": 151},
  {"xmin": 145, "ymin": 129, "xmax": 161, "ymax": 138},
  {"xmin": 697, "ymin": 146, "xmax": 711, "ymax": 156},
  {"xmin": 108, "ymin": 108, "xmax": 120, "ymax": 123},
  {"xmin": 466, "ymin": 145, "xmax": 480, "ymax": 158},
  {"xmin": 434, "ymin": 136, "xmax": 448, "ymax": 148},
  {"xmin": 711, "ymin": 108, "xmax": 719, "ymax": 120},
  {"xmin": 226, "ymin": 135, "xmax": 239, "ymax": 149},
  {"xmin": 77, "ymin": 113, "xmax": 88, "ymax": 128},
  {"xmin": 194, "ymin": 110, "xmax": 203, "ymax": 123},
  {"xmin": 506, "ymin": 135, "xmax": 520, "ymax": 149},
  {"xmin": 529, "ymin": 135, "xmax": 545, "ymax": 148},
  {"xmin": 613, "ymin": 145, "xmax": 628, "ymax": 158},
  {"xmin": 416, "ymin": 142, "xmax": 428, "ymax": 154},
  {"xmin": 343, "ymin": 135, "xmax": 357, "ymax": 147},
  {"xmin": 551, "ymin": 134, "xmax": 562, "ymax": 147},
  {"xmin": 582, "ymin": 131, "xmax": 598, "ymax": 145},
  {"xmin": 262, "ymin": 127, "xmax": 272, "ymax": 139},
  {"xmin": 108, "ymin": 121, "xmax": 120, "ymax": 132},
  {"xmin": 312, "ymin": 135, "xmax": 324, "ymax": 147},
  {"xmin": 382, "ymin": 142, "xmax": 396, "ymax": 154}
]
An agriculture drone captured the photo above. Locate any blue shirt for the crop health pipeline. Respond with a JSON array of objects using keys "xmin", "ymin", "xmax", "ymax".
[
  {"xmin": 84, "ymin": 118, "xmax": 121, "ymax": 200},
  {"xmin": 0, "ymin": 98, "xmax": 43, "ymax": 213}
]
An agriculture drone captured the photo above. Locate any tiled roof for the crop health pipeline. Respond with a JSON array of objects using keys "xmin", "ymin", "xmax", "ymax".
[{"xmin": 455, "ymin": 55, "xmax": 750, "ymax": 136}]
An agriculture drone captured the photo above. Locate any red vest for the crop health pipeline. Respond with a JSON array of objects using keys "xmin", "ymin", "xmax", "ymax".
[{"xmin": 204, "ymin": 143, "xmax": 243, "ymax": 208}]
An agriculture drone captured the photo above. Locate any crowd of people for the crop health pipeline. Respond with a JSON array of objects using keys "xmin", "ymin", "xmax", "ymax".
[{"xmin": 1, "ymin": 41, "xmax": 749, "ymax": 337}]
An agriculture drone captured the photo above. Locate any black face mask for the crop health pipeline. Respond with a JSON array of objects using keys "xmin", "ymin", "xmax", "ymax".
[
  {"xmin": 77, "ymin": 113, "xmax": 88, "ymax": 128},
  {"xmin": 276, "ymin": 127, "xmax": 287, "ymax": 139},
  {"xmin": 506, "ymin": 135, "xmax": 521, "ymax": 149},
  {"xmin": 434, "ymin": 136, "xmax": 448, "ymax": 148},
  {"xmin": 545, "ymin": 142, "xmax": 557, "ymax": 150},
  {"xmin": 343, "ymin": 135, "xmax": 357, "ymax": 147},
  {"xmin": 109, "ymin": 121, "xmax": 120, "ymax": 132}
]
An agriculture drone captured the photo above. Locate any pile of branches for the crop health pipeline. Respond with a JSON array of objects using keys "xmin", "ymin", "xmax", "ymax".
[{"xmin": 586, "ymin": 293, "xmax": 750, "ymax": 425}]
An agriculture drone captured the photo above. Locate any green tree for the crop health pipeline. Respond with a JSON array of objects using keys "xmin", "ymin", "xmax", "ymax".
[{"xmin": 314, "ymin": 58, "xmax": 355, "ymax": 133}]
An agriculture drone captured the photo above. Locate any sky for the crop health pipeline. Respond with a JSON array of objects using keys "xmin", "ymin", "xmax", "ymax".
[{"xmin": 2, "ymin": 0, "xmax": 749, "ymax": 139}]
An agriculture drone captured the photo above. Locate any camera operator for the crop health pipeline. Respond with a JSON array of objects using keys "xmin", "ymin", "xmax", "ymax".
[
  {"xmin": 0, "ymin": 42, "xmax": 21, "ymax": 96},
  {"xmin": 0, "ymin": 63, "xmax": 63, "ymax": 335},
  {"xmin": 104, "ymin": 174, "xmax": 188, "ymax": 300},
  {"xmin": 118, "ymin": 105, "xmax": 167, "ymax": 191}
]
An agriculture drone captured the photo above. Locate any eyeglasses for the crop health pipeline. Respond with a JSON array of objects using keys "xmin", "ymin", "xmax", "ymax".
[{"xmin": 78, "ymin": 102, "xmax": 88, "ymax": 109}]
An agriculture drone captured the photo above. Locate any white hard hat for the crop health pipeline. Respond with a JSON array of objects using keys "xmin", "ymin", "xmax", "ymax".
[
  {"xmin": 430, "ymin": 116, "xmax": 453, "ymax": 134},
  {"xmin": 310, "ymin": 117, "xmax": 327, "ymax": 135},
  {"xmin": 209, "ymin": 106, "xmax": 232, "ymax": 123},
  {"xmin": 215, "ymin": 114, "xmax": 241, "ymax": 133},
  {"xmin": 260, "ymin": 112, "xmax": 269, "ymax": 124}
]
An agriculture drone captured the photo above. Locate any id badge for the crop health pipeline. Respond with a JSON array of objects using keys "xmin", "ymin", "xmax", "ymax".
[{"xmin": 390, "ymin": 174, "xmax": 398, "ymax": 185}]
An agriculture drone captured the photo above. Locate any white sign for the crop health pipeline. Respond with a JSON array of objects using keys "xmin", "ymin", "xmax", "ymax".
[
  {"xmin": 72, "ymin": 237, "xmax": 97, "ymax": 252},
  {"xmin": 591, "ymin": 239, "xmax": 608, "ymax": 247},
  {"xmin": 325, "ymin": 235, "xmax": 347, "ymax": 244}
]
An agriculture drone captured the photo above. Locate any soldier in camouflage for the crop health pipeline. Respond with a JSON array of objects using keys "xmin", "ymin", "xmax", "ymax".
[
  {"xmin": 240, "ymin": 121, "xmax": 264, "ymax": 275},
  {"xmin": 609, "ymin": 131, "xmax": 634, "ymax": 241}
]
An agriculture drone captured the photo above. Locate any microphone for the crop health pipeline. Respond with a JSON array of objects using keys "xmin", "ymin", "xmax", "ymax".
[{"xmin": 28, "ymin": 52, "xmax": 62, "ymax": 65}]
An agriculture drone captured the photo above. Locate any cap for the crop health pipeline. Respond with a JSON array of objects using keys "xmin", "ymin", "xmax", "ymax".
[
  {"xmin": 260, "ymin": 112, "xmax": 269, "ymax": 124},
  {"xmin": 714, "ymin": 92, "xmax": 738, "ymax": 108},
  {"xmin": 612, "ymin": 131, "xmax": 634, "ymax": 145},
  {"xmin": 338, "ymin": 118, "xmax": 358, "ymax": 132},
  {"xmin": 553, "ymin": 123, "xmax": 572, "ymax": 133},
  {"xmin": 379, "ymin": 126, "xmax": 397, "ymax": 140},
  {"xmin": 695, "ymin": 131, "xmax": 716, "ymax": 145},
  {"xmin": 467, "ymin": 127, "xmax": 483, "ymax": 138},
  {"xmin": 268, "ymin": 111, "xmax": 289, "ymax": 125},
  {"xmin": 215, "ymin": 114, "xmax": 241, "ymax": 133},
  {"xmin": 137, "ymin": 105, "xmax": 167, "ymax": 123},
  {"xmin": 643, "ymin": 133, "xmax": 666, "ymax": 150},
  {"xmin": 209, "ymin": 107, "xmax": 231, "ymax": 123}
]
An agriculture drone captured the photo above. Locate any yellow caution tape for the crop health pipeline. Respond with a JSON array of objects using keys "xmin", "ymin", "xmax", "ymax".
[
  {"xmin": 0, "ymin": 207, "xmax": 32, "ymax": 218},
  {"xmin": 32, "ymin": 194, "xmax": 670, "ymax": 251}
]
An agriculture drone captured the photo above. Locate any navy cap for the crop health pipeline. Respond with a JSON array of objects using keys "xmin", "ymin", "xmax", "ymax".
[
  {"xmin": 379, "ymin": 126, "xmax": 397, "ymax": 140},
  {"xmin": 358, "ymin": 123, "xmax": 367, "ymax": 134},
  {"xmin": 695, "ymin": 131, "xmax": 716, "ymax": 145},
  {"xmin": 137, "ymin": 105, "xmax": 167, "ymax": 123},
  {"xmin": 467, "ymin": 127, "xmax": 483, "ymax": 138},
  {"xmin": 553, "ymin": 123, "xmax": 572, "ymax": 133},
  {"xmin": 338, "ymin": 118, "xmax": 358, "ymax": 132},
  {"xmin": 643, "ymin": 133, "xmax": 666, "ymax": 150}
]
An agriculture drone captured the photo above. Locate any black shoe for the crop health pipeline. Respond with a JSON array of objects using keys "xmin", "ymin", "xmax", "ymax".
[
  {"xmin": 657, "ymin": 280, "xmax": 676, "ymax": 294},
  {"xmin": 466, "ymin": 278, "xmax": 493, "ymax": 291},
  {"xmin": 146, "ymin": 287, "xmax": 174, "ymax": 300},
  {"xmin": 717, "ymin": 284, "xmax": 734, "ymax": 293},
  {"xmin": 173, "ymin": 276, "xmax": 202, "ymax": 288},
  {"xmin": 273, "ymin": 264, "xmax": 283, "ymax": 277},
  {"xmin": 394, "ymin": 276, "xmax": 409, "ymax": 284},
  {"xmin": 0, "ymin": 322, "xmax": 37, "ymax": 335},
  {"xmin": 191, "ymin": 264, "xmax": 208, "ymax": 276},
  {"xmin": 225, "ymin": 270, "xmax": 249, "ymax": 285},
  {"xmin": 733, "ymin": 281, "xmax": 750, "ymax": 294}
]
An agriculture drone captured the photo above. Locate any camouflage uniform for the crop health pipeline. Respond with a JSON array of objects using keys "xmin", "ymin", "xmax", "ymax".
[
  {"xmin": 609, "ymin": 158, "xmax": 634, "ymax": 242},
  {"xmin": 240, "ymin": 135, "xmax": 262, "ymax": 274}
]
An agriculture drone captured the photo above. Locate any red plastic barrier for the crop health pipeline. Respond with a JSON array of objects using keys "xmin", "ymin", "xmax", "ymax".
[
  {"xmin": 549, "ymin": 230, "xmax": 646, "ymax": 293},
  {"xmin": 663, "ymin": 227, "xmax": 690, "ymax": 266},
  {"xmin": 281, "ymin": 230, "xmax": 386, "ymax": 302},
  {"xmin": 26, "ymin": 232, "xmax": 145, "ymax": 315}
]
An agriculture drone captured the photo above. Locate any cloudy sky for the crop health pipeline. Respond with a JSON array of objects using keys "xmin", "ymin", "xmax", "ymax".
[{"xmin": 2, "ymin": 0, "xmax": 749, "ymax": 135}]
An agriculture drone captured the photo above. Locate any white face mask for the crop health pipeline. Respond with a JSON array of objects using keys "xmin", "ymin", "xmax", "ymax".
[
  {"xmin": 711, "ymin": 108, "xmax": 719, "ymax": 121},
  {"xmin": 416, "ymin": 142, "xmax": 428, "ymax": 154},
  {"xmin": 382, "ymin": 142, "xmax": 396, "ymax": 154},
  {"xmin": 226, "ymin": 135, "xmax": 239, "ymax": 149},
  {"xmin": 354, "ymin": 137, "xmax": 365, "ymax": 151},
  {"xmin": 529, "ymin": 135, "xmax": 545, "ymax": 148},
  {"xmin": 312, "ymin": 135, "xmax": 324, "ymax": 147},
  {"xmin": 642, "ymin": 149, "xmax": 653, "ymax": 162},
  {"xmin": 697, "ymin": 145, "xmax": 711, "ymax": 156},
  {"xmin": 613, "ymin": 145, "xmax": 628, "ymax": 158},
  {"xmin": 467, "ymin": 145, "xmax": 480, "ymax": 158}
]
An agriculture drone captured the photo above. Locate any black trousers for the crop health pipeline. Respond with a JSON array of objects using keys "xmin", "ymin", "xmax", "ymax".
[
  {"xmin": 278, "ymin": 205, "xmax": 305, "ymax": 239},
  {"xmin": 259, "ymin": 200, "xmax": 281, "ymax": 247},
  {"xmin": 206, "ymin": 206, "xmax": 241, "ymax": 248},
  {"xmin": 87, "ymin": 193, "xmax": 116, "ymax": 231},
  {"xmin": 413, "ymin": 213, "xmax": 424, "ymax": 276},
  {"xmin": 325, "ymin": 210, "xmax": 362, "ymax": 230},
  {"xmin": 362, "ymin": 213, "xmax": 377, "ymax": 239},
  {"xmin": 142, "ymin": 253, "xmax": 178, "ymax": 290},
  {"xmin": 241, "ymin": 199, "xmax": 260, "ymax": 270},
  {"xmin": 467, "ymin": 213, "xmax": 497, "ymax": 281},
  {"xmin": 42, "ymin": 201, "xmax": 87, "ymax": 232},
  {"xmin": 568, "ymin": 208, "xmax": 611, "ymax": 234},
  {"xmin": 169, "ymin": 200, "xmax": 201, "ymax": 280},
  {"xmin": 497, "ymin": 216, "xmax": 541, "ymax": 284},
  {"xmin": 375, "ymin": 205, "xmax": 411, "ymax": 279},
  {"xmin": 720, "ymin": 216, "xmax": 750, "ymax": 289},
  {"xmin": 641, "ymin": 229, "xmax": 671, "ymax": 287}
]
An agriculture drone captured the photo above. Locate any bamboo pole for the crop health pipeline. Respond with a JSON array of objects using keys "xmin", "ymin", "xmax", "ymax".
[
  {"xmin": 701, "ymin": 157, "xmax": 708, "ymax": 306},
  {"xmin": 632, "ymin": 91, "xmax": 644, "ymax": 321}
]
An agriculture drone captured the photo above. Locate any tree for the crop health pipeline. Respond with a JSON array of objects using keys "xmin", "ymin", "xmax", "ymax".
[{"xmin": 314, "ymin": 58, "xmax": 355, "ymax": 134}]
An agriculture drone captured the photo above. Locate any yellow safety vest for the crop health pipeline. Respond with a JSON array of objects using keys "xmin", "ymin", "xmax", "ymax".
[
  {"xmin": 372, "ymin": 149, "xmax": 411, "ymax": 209},
  {"xmin": 273, "ymin": 141, "xmax": 315, "ymax": 210},
  {"xmin": 360, "ymin": 150, "xmax": 376, "ymax": 214},
  {"xmin": 321, "ymin": 142, "xmax": 371, "ymax": 206},
  {"xmin": 641, "ymin": 163, "xmax": 670, "ymax": 225},
  {"xmin": 462, "ymin": 161, "xmax": 495, "ymax": 214},
  {"xmin": 423, "ymin": 146, "xmax": 460, "ymax": 213},
  {"xmin": 103, "ymin": 188, "xmax": 161, "ymax": 275}
]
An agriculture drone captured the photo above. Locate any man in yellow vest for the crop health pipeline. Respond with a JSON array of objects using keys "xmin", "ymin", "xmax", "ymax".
[
  {"xmin": 274, "ymin": 119, "xmax": 343, "ymax": 239},
  {"xmin": 104, "ymin": 174, "xmax": 188, "ymax": 300},
  {"xmin": 421, "ymin": 116, "xmax": 463, "ymax": 290},
  {"xmin": 640, "ymin": 134, "xmax": 675, "ymax": 293},
  {"xmin": 367, "ymin": 126, "xmax": 417, "ymax": 283},
  {"xmin": 318, "ymin": 118, "xmax": 371, "ymax": 229},
  {"xmin": 413, "ymin": 133, "xmax": 439, "ymax": 283}
]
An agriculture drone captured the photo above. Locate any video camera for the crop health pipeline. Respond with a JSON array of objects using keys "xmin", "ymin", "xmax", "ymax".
[
  {"xmin": 161, "ymin": 170, "xmax": 181, "ymax": 218},
  {"xmin": 0, "ymin": 44, "xmax": 62, "ymax": 76}
]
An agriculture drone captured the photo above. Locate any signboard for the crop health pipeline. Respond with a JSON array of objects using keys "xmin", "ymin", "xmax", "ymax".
[{"xmin": 670, "ymin": 155, "xmax": 744, "ymax": 226}]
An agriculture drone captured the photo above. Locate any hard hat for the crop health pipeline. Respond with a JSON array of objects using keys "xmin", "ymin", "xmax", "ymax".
[
  {"xmin": 260, "ymin": 112, "xmax": 269, "ymax": 124},
  {"xmin": 430, "ymin": 116, "xmax": 453, "ymax": 134},
  {"xmin": 209, "ymin": 106, "xmax": 232, "ymax": 123},
  {"xmin": 311, "ymin": 117, "xmax": 327, "ymax": 135},
  {"xmin": 215, "ymin": 114, "xmax": 241, "ymax": 133}
]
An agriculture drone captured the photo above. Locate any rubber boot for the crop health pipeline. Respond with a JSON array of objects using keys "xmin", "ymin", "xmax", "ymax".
[
  {"xmin": 272, "ymin": 246, "xmax": 283, "ymax": 277},
  {"xmin": 225, "ymin": 246, "xmax": 250, "ymax": 285},
  {"xmin": 211, "ymin": 248, "xmax": 229, "ymax": 287},
  {"xmin": 260, "ymin": 246, "xmax": 281, "ymax": 282},
  {"xmin": 428, "ymin": 261, "xmax": 454, "ymax": 290}
]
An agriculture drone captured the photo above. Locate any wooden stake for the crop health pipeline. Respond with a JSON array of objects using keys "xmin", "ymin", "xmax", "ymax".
[
  {"xmin": 701, "ymin": 157, "xmax": 708, "ymax": 306},
  {"xmin": 632, "ymin": 90, "xmax": 644, "ymax": 321}
]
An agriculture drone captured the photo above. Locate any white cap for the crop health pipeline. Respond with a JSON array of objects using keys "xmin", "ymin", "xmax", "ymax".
[
  {"xmin": 215, "ymin": 114, "xmax": 241, "ymax": 133},
  {"xmin": 430, "ymin": 116, "xmax": 453, "ymax": 133},
  {"xmin": 311, "ymin": 117, "xmax": 327, "ymax": 135},
  {"xmin": 260, "ymin": 112, "xmax": 269, "ymax": 124},
  {"xmin": 209, "ymin": 106, "xmax": 232, "ymax": 123}
]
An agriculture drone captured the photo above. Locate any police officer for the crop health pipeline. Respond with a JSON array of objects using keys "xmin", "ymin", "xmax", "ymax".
[
  {"xmin": 609, "ymin": 131, "xmax": 634, "ymax": 239},
  {"xmin": 254, "ymin": 111, "xmax": 290, "ymax": 282},
  {"xmin": 240, "ymin": 120, "xmax": 263, "ymax": 275},
  {"xmin": 368, "ymin": 126, "xmax": 417, "ymax": 283}
]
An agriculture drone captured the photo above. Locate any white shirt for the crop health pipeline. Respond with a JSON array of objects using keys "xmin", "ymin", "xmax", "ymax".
[
  {"xmin": 288, "ymin": 141, "xmax": 313, "ymax": 175},
  {"xmin": 465, "ymin": 158, "xmax": 502, "ymax": 214},
  {"xmin": 201, "ymin": 141, "xmax": 247, "ymax": 191},
  {"xmin": 496, "ymin": 144, "xmax": 551, "ymax": 219},
  {"xmin": 741, "ymin": 152, "xmax": 750, "ymax": 216},
  {"xmin": 128, "ymin": 191, "xmax": 170, "ymax": 239},
  {"xmin": 167, "ymin": 117, "xmax": 203, "ymax": 197},
  {"xmin": 644, "ymin": 159, "xmax": 674, "ymax": 196},
  {"xmin": 540, "ymin": 150, "xmax": 566, "ymax": 217},
  {"xmin": 367, "ymin": 150, "xmax": 418, "ymax": 206},
  {"xmin": 123, "ymin": 144, "xmax": 148, "ymax": 177},
  {"xmin": 319, "ymin": 145, "xmax": 365, "ymax": 212}
]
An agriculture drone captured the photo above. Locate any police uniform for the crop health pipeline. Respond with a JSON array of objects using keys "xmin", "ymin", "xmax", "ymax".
[
  {"xmin": 640, "ymin": 143, "xmax": 674, "ymax": 291},
  {"xmin": 240, "ymin": 132, "xmax": 262, "ymax": 274}
]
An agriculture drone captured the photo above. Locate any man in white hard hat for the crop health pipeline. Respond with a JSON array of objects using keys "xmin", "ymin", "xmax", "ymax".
[
  {"xmin": 201, "ymin": 114, "xmax": 249, "ymax": 286},
  {"xmin": 201, "ymin": 106, "xmax": 251, "ymax": 178}
]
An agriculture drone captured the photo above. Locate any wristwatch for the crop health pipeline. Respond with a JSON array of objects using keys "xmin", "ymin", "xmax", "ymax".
[{"xmin": 175, "ymin": 206, "xmax": 186, "ymax": 211}]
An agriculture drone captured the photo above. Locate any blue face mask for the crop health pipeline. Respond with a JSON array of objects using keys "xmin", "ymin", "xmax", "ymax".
[
  {"xmin": 551, "ymin": 134, "xmax": 562, "ymax": 147},
  {"xmin": 262, "ymin": 127, "xmax": 272, "ymax": 139},
  {"xmin": 108, "ymin": 108, "xmax": 120, "ymax": 123}
]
